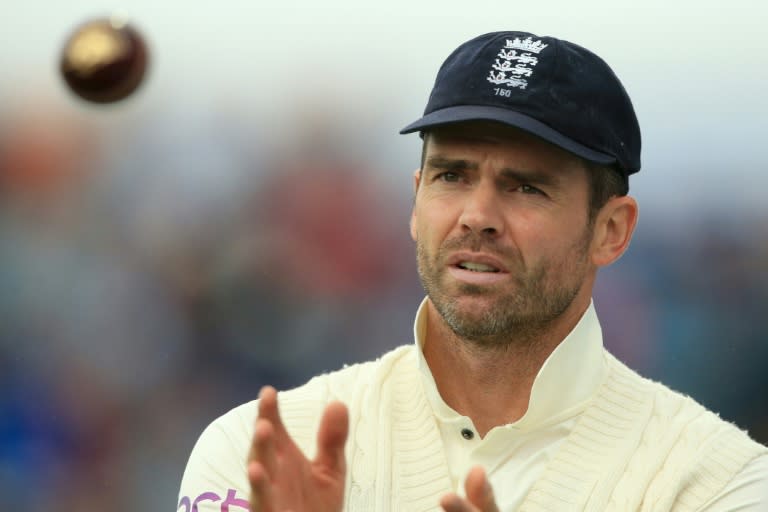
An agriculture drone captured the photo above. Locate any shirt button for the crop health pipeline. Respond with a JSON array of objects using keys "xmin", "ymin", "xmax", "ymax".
[{"xmin": 461, "ymin": 428, "xmax": 474, "ymax": 440}]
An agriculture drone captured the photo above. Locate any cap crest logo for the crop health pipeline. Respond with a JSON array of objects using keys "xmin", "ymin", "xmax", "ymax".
[
  {"xmin": 505, "ymin": 37, "xmax": 548, "ymax": 54},
  {"xmin": 487, "ymin": 37, "xmax": 548, "ymax": 90}
]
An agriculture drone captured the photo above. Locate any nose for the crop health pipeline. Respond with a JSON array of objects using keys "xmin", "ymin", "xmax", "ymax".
[{"xmin": 458, "ymin": 182, "xmax": 504, "ymax": 236}]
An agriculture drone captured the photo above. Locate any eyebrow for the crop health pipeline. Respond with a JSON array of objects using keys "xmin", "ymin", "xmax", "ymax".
[
  {"xmin": 498, "ymin": 168, "xmax": 560, "ymax": 187},
  {"xmin": 425, "ymin": 155, "xmax": 560, "ymax": 187},
  {"xmin": 425, "ymin": 156, "xmax": 478, "ymax": 173}
]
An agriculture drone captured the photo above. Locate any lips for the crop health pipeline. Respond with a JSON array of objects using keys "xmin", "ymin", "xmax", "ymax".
[
  {"xmin": 446, "ymin": 252, "xmax": 508, "ymax": 273},
  {"xmin": 444, "ymin": 251, "xmax": 510, "ymax": 285}
]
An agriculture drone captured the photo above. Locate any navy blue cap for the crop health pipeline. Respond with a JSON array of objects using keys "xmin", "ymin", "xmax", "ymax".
[{"xmin": 400, "ymin": 31, "xmax": 641, "ymax": 177}]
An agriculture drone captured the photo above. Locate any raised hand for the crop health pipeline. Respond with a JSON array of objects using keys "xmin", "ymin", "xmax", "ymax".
[
  {"xmin": 248, "ymin": 386, "xmax": 349, "ymax": 512},
  {"xmin": 439, "ymin": 466, "xmax": 500, "ymax": 512}
]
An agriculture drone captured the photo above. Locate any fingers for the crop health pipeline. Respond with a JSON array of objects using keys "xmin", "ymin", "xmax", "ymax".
[
  {"xmin": 249, "ymin": 386, "xmax": 288, "ymax": 512},
  {"xmin": 253, "ymin": 419, "xmax": 278, "ymax": 476},
  {"xmin": 439, "ymin": 466, "xmax": 499, "ymax": 512},
  {"xmin": 248, "ymin": 460, "xmax": 275, "ymax": 512},
  {"xmin": 257, "ymin": 386, "xmax": 290, "ymax": 440},
  {"xmin": 247, "ymin": 413, "xmax": 279, "ymax": 512},
  {"xmin": 314, "ymin": 401, "xmax": 349, "ymax": 476},
  {"xmin": 248, "ymin": 387, "xmax": 283, "ymax": 469},
  {"xmin": 440, "ymin": 492, "xmax": 476, "ymax": 512},
  {"xmin": 464, "ymin": 466, "xmax": 499, "ymax": 512}
]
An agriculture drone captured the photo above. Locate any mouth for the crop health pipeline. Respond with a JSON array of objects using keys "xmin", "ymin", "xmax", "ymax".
[
  {"xmin": 446, "ymin": 252, "xmax": 509, "ymax": 285},
  {"xmin": 447, "ymin": 252, "xmax": 508, "ymax": 273},
  {"xmin": 456, "ymin": 261, "xmax": 500, "ymax": 273}
]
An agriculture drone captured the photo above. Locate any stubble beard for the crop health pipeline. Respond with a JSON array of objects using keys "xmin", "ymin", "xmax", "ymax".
[{"xmin": 416, "ymin": 231, "xmax": 592, "ymax": 349}]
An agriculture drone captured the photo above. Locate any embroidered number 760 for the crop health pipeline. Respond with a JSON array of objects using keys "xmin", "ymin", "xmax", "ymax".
[{"xmin": 494, "ymin": 88, "xmax": 511, "ymax": 97}]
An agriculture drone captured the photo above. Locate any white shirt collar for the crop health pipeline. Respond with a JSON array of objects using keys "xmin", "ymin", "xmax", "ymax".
[{"xmin": 414, "ymin": 296, "xmax": 607, "ymax": 431}]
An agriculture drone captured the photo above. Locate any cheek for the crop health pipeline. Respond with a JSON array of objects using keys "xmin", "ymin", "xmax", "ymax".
[
  {"xmin": 413, "ymin": 199, "xmax": 455, "ymax": 243},
  {"xmin": 512, "ymin": 213, "xmax": 587, "ymax": 262},
  {"xmin": 508, "ymin": 209, "xmax": 552, "ymax": 245},
  {"xmin": 413, "ymin": 215, "xmax": 438, "ymax": 248}
]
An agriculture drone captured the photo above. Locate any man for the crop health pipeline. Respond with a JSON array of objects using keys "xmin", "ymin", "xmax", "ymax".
[{"xmin": 178, "ymin": 31, "xmax": 768, "ymax": 511}]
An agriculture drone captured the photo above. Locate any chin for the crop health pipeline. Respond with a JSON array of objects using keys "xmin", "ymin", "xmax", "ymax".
[{"xmin": 451, "ymin": 293, "xmax": 504, "ymax": 318}]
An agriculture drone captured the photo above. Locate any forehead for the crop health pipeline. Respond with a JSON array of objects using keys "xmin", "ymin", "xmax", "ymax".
[{"xmin": 426, "ymin": 121, "xmax": 581, "ymax": 163}]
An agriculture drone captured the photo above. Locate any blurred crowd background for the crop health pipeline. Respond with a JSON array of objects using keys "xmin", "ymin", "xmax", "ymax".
[{"xmin": 1, "ymin": 1, "xmax": 766, "ymax": 510}]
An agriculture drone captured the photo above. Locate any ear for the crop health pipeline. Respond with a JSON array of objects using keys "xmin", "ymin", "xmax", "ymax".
[
  {"xmin": 410, "ymin": 169, "xmax": 421, "ymax": 241},
  {"xmin": 590, "ymin": 196, "xmax": 638, "ymax": 267}
]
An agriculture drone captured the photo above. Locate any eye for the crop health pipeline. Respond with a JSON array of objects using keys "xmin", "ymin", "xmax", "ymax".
[
  {"xmin": 436, "ymin": 171, "xmax": 461, "ymax": 183},
  {"xmin": 519, "ymin": 184, "xmax": 544, "ymax": 195}
]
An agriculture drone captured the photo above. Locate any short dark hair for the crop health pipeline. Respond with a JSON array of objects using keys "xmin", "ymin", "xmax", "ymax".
[
  {"xmin": 583, "ymin": 162, "xmax": 628, "ymax": 222},
  {"xmin": 419, "ymin": 132, "xmax": 627, "ymax": 220},
  {"xmin": 419, "ymin": 132, "xmax": 431, "ymax": 172}
]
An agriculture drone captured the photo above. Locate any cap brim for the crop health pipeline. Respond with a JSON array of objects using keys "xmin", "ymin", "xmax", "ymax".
[{"xmin": 399, "ymin": 106, "xmax": 616, "ymax": 166}]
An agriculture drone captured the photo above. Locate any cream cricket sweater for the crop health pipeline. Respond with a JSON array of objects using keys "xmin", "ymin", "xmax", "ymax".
[{"xmin": 179, "ymin": 309, "xmax": 767, "ymax": 511}]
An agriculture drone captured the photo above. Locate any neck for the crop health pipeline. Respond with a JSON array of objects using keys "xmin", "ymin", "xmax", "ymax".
[{"xmin": 422, "ymin": 297, "xmax": 589, "ymax": 437}]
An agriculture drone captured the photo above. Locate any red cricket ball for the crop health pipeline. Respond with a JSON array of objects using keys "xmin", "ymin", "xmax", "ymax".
[{"xmin": 60, "ymin": 17, "xmax": 149, "ymax": 104}]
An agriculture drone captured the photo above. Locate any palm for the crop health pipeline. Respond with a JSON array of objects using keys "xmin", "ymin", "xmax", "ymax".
[
  {"xmin": 248, "ymin": 387, "xmax": 348, "ymax": 512},
  {"xmin": 262, "ymin": 437, "xmax": 344, "ymax": 511}
]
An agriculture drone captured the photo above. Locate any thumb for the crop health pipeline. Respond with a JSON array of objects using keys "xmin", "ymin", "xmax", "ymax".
[{"xmin": 314, "ymin": 401, "xmax": 349, "ymax": 475}]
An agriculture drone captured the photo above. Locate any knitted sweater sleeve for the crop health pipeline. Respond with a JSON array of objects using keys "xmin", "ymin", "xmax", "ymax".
[
  {"xmin": 696, "ymin": 453, "xmax": 768, "ymax": 511},
  {"xmin": 176, "ymin": 400, "xmax": 257, "ymax": 511},
  {"xmin": 518, "ymin": 352, "xmax": 768, "ymax": 512},
  {"xmin": 176, "ymin": 360, "xmax": 376, "ymax": 512}
]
